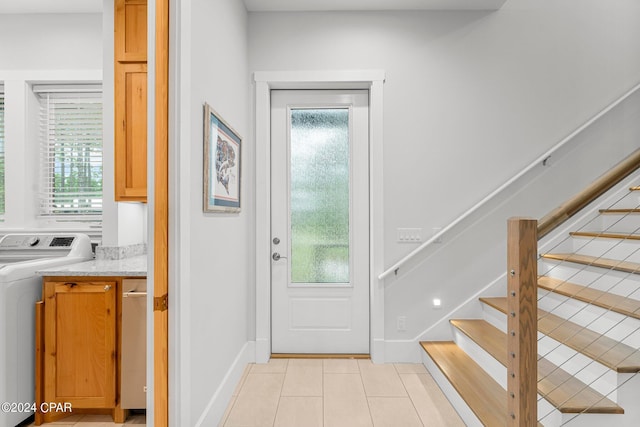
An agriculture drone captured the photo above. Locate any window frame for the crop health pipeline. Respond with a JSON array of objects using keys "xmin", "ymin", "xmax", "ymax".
[{"xmin": 35, "ymin": 84, "xmax": 104, "ymax": 224}]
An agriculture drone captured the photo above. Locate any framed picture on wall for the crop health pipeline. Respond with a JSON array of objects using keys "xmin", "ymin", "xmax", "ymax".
[{"xmin": 203, "ymin": 103, "xmax": 242, "ymax": 213}]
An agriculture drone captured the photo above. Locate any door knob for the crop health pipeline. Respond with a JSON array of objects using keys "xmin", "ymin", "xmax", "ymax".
[{"xmin": 272, "ymin": 252, "xmax": 288, "ymax": 261}]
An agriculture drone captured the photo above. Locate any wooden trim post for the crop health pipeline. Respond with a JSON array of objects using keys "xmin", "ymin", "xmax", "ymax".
[
  {"xmin": 154, "ymin": 0, "xmax": 169, "ymax": 425},
  {"xmin": 507, "ymin": 218, "xmax": 538, "ymax": 426}
]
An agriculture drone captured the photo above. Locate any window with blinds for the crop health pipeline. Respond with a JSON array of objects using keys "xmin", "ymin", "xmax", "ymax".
[
  {"xmin": 0, "ymin": 87, "xmax": 5, "ymax": 219},
  {"xmin": 36, "ymin": 85, "xmax": 103, "ymax": 222}
]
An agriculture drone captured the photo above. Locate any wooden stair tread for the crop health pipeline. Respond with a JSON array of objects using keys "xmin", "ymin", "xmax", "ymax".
[
  {"xmin": 599, "ymin": 208, "xmax": 640, "ymax": 214},
  {"xmin": 420, "ymin": 341, "xmax": 509, "ymax": 426},
  {"xmin": 451, "ymin": 319, "xmax": 623, "ymax": 414},
  {"xmin": 541, "ymin": 253, "xmax": 640, "ymax": 275},
  {"xmin": 480, "ymin": 297, "xmax": 640, "ymax": 372},
  {"xmin": 570, "ymin": 231, "xmax": 640, "ymax": 240},
  {"xmin": 538, "ymin": 276, "xmax": 640, "ymax": 320},
  {"xmin": 630, "ymin": 186, "xmax": 640, "ymax": 191}
]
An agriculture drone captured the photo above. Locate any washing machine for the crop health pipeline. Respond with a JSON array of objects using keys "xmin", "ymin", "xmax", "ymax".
[{"xmin": 0, "ymin": 233, "xmax": 93, "ymax": 427}]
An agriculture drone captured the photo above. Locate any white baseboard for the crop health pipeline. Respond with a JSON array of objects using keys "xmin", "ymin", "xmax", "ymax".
[
  {"xmin": 255, "ymin": 337, "xmax": 270, "ymax": 363},
  {"xmin": 194, "ymin": 341, "xmax": 256, "ymax": 427},
  {"xmin": 382, "ymin": 339, "xmax": 421, "ymax": 363}
]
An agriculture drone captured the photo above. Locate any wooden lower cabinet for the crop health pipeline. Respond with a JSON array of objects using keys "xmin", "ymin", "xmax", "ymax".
[{"xmin": 36, "ymin": 277, "xmax": 127, "ymax": 425}]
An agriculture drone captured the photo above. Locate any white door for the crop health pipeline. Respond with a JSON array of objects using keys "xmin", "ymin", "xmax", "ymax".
[{"xmin": 271, "ymin": 90, "xmax": 370, "ymax": 354}]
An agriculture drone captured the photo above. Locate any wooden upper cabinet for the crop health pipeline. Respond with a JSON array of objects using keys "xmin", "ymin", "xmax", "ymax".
[
  {"xmin": 115, "ymin": 0, "xmax": 148, "ymax": 202},
  {"xmin": 115, "ymin": 63, "xmax": 148, "ymax": 200},
  {"xmin": 115, "ymin": 0, "xmax": 147, "ymax": 62}
]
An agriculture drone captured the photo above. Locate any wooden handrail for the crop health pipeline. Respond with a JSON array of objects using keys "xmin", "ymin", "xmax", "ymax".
[
  {"xmin": 538, "ymin": 148, "xmax": 640, "ymax": 239},
  {"xmin": 507, "ymin": 218, "xmax": 538, "ymax": 426}
]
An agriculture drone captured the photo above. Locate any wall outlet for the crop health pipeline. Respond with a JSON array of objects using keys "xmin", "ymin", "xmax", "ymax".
[
  {"xmin": 397, "ymin": 228, "xmax": 422, "ymax": 243},
  {"xmin": 397, "ymin": 316, "xmax": 407, "ymax": 331}
]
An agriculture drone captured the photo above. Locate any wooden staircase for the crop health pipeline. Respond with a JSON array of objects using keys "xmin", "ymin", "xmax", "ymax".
[{"xmin": 420, "ymin": 185, "xmax": 640, "ymax": 426}]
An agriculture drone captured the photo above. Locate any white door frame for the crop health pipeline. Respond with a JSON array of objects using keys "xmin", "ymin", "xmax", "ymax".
[{"xmin": 254, "ymin": 70, "xmax": 386, "ymax": 363}]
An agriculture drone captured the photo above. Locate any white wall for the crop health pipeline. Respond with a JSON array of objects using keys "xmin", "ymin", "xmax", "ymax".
[
  {"xmin": 0, "ymin": 13, "xmax": 104, "ymax": 236},
  {"xmin": 248, "ymin": 0, "xmax": 640, "ymax": 349},
  {"xmin": 0, "ymin": 14, "xmax": 102, "ymax": 70},
  {"xmin": 172, "ymin": 0, "xmax": 252, "ymax": 424}
]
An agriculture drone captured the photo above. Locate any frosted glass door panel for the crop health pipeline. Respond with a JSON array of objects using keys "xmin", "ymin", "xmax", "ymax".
[{"xmin": 290, "ymin": 109, "xmax": 350, "ymax": 284}]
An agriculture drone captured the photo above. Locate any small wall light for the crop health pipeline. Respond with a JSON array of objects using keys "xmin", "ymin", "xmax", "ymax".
[{"xmin": 433, "ymin": 298, "xmax": 442, "ymax": 309}]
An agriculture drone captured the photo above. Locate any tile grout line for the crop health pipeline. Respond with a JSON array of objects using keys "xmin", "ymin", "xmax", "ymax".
[
  {"xmin": 321, "ymin": 360, "xmax": 325, "ymax": 427},
  {"xmin": 271, "ymin": 359, "xmax": 290, "ymax": 427},
  {"xmin": 394, "ymin": 364, "xmax": 427, "ymax": 427},
  {"xmin": 357, "ymin": 359, "xmax": 376, "ymax": 427}
]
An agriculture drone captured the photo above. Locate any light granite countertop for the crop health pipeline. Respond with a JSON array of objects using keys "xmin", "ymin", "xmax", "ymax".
[{"xmin": 37, "ymin": 255, "xmax": 147, "ymax": 277}]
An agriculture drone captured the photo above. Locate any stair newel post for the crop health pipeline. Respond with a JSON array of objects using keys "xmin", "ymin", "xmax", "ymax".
[{"xmin": 507, "ymin": 217, "xmax": 538, "ymax": 426}]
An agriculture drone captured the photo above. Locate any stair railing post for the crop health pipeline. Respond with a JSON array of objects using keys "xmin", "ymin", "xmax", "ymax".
[{"xmin": 507, "ymin": 217, "xmax": 538, "ymax": 426}]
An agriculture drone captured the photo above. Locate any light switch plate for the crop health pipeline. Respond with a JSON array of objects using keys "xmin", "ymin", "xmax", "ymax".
[{"xmin": 397, "ymin": 228, "xmax": 422, "ymax": 243}]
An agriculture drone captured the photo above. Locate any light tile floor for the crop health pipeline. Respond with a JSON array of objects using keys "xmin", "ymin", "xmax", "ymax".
[
  {"xmin": 220, "ymin": 359, "xmax": 465, "ymax": 427},
  {"xmin": 22, "ymin": 413, "xmax": 146, "ymax": 427}
]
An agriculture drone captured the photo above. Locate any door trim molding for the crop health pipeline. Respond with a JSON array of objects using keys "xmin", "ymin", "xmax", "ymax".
[{"xmin": 254, "ymin": 70, "xmax": 386, "ymax": 363}]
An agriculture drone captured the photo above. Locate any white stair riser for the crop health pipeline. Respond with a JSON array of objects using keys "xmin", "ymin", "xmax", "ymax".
[
  {"xmin": 570, "ymin": 237, "xmax": 640, "ymax": 263},
  {"xmin": 537, "ymin": 407, "xmax": 563, "ymax": 427},
  {"xmin": 557, "ymin": 374, "xmax": 638, "ymax": 427},
  {"xmin": 541, "ymin": 237, "xmax": 575, "ymax": 255},
  {"xmin": 562, "ymin": 413, "xmax": 629, "ymax": 427},
  {"xmin": 538, "ymin": 334, "xmax": 618, "ymax": 401},
  {"xmin": 539, "ymin": 260, "xmax": 640, "ymax": 300},
  {"xmin": 599, "ymin": 190, "xmax": 640, "ymax": 211},
  {"xmin": 537, "ymin": 290, "xmax": 640, "ymax": 348},
  {"xmin": 451, "ymin": 327, "xmax": 506, "ymax": 388},
  {"xmin": 600, "ymin": 212, "xmax": 640, "ymax": 233},
  {"xmin": 481, "ymin": 302, "xmax": 619, "ymax": 400}
]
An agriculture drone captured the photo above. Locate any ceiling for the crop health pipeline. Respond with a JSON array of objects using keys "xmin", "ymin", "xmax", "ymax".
[
  {"xmin": 0, "ymin": 0, "xmax": 505, "ymax": 14},
  {"xmin": 243, "ymin": 0, "xmax": 507, "ymax": 11}
]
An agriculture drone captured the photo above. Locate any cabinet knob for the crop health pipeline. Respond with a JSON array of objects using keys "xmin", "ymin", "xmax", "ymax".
[{"xmin": 104, "ymin": 285, "xmax": 112, "ymax": 292}]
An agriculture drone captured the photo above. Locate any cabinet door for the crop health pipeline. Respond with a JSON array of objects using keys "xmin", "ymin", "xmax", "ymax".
[
  {"xmin": 115, "ymin": 0, "xmax": 147, "ymax": 62},
  {"xmin": 44, "ymin": 281, "xmax": 117, "ymax": 408},
  {"xmin": 115, "ymin": 62, "xmax": 148, "ymax": 201}
]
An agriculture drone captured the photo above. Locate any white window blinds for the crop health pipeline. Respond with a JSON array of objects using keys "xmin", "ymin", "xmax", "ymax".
[
  {"xmin": 0, "ymin": 87, "xmax": 5, "ymax": 219},
  {"xmin": 36, "ymin": 85, "xmax": 103, "ymax": 222}
]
